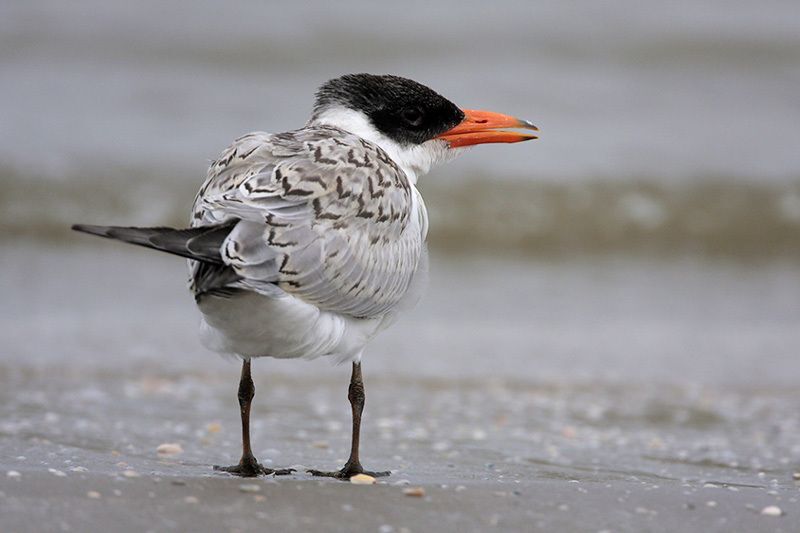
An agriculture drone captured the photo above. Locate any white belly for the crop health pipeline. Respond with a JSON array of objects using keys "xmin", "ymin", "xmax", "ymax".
[{"xmin": 196, "ymin": 290, "xmax": 384, "ymax": 363}]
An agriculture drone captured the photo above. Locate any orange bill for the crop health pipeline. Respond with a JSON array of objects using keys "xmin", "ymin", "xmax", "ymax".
[{"xmin": 436, "ymin": 109, "xmax": 539, "ymax": 147}]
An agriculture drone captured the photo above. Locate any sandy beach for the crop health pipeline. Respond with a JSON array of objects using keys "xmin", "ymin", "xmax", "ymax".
[
  {"xmin": 2, "ymin": 469, "xmax": 795, "ymax": 533},
  {"xmin": 1, "ymin": 245, "xmax": 798, "ymax": 532}
]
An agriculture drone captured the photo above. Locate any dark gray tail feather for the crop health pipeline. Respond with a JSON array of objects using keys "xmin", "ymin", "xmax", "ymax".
[{"xmin": 71, "ymin": 220, "xmax": 238, "ymax": 264}]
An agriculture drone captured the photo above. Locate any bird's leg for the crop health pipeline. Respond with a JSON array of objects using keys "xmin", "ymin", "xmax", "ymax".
[
  {"xmin": 308, "ymin": 361, "xmax": 390, "ymax": 479},
  {"xmin": 214, "ymin": 359, "xmax": 294, "ymax": 477}
]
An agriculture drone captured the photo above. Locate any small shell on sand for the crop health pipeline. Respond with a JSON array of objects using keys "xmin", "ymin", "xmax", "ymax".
[
  {"xmin": 761, "ymin": 505, "xmax": 783, "ymax": 517},
  {"xmin": 792, "ymin": 472, "xmax": 800, "ymax": 480},
  {"xmin": 350, "ymin": 474, "xmax": 376, "ymax": 485},
  {"xmin": 239, "ymin": 484, "xmax": 261, "ymax": 493},
  {"xmin": 402, "ymin": 487, "xmax": 426, "ymax": 497},
  {"xmin": 156, "ymin": 443, "xmax": 184, "ymax": 456}
]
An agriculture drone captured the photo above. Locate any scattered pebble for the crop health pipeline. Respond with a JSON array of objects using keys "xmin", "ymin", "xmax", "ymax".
[
  {"xmin": 206, "ymin": 422, "xmax": 221, "ymax": 434},
  {"xmin": 793, "ymin": 472, "xmax": 800, "ymax": 481},
  {"xmin": 184, "ymin": 496, "xmax": 199, "ymax": 504},
  {"xmin": 171, "ymin": 480, "xmax": 187, "ymax": 486},
  {"xmin": 402, "ymin": 487, "xmax": 425, "ymax": 497},
  {"xmin": 70, "ymin": 466, "xmax": 88, "ymax": 473},
  {"xmin": 379, "ymin": 525, "xmax": 394, "ymax": 533},
  {"xmin": 349, "ymin": 474, "xmax": 376, "ymax": 485},
  {"xmin": 121, "ymin": 469, "xmax": 140, "ymax": 478},
  {"xmin": 156, "ymin": 443, "xmax": 183, "ymax": 456},
  {"xmin": 239, "ymin": 484, "xmax": 261, "ymax": 493},
  {"xmin": 48, "ymin": 468, "xmax": 67, "ymax": 477},
  {"xmin": 6, "ymin": 470, "xmax": 21, "ymax": 478},
  {"xmin": 706, "ymin": 501, "xmax": 717, "ymax": 508},
  {"xmin": 432, "ymin": 441, "xmax": 450, "ymax": 452},
  {"xmin": 761, "ymin": 505, "xmax": 783, "ymax": 517},
  {"xmin": 86, "ymin": 491, "xmax": 101, "ymax": 499},
  {"xmin": 311, "ymin": 441, "xmax": 329, "ymax": 449}
]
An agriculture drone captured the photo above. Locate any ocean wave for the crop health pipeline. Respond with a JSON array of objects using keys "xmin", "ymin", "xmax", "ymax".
[
  {"xmin": 422, "ymin": 179, "xmax": 800, "ymax": 256},
  {"xmin": 4, "ymin": 166, "xmax": 799, "ymax": 257}
]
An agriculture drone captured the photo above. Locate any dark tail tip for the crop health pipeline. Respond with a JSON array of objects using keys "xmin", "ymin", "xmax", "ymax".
[{"xmin": 71, "ymin": 224, "xmax": 112, "ymax": 238}]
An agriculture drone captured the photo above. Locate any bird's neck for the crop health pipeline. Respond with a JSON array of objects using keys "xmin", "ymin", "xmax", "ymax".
[{"xmin": 309, "ymin": 107, "xmax": 457, "ymax": 185}]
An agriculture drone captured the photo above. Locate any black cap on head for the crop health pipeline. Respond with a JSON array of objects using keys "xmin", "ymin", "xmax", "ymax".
[{"xmin": 313, "ymin": 74, "xmax": 465, "ymax": 146}]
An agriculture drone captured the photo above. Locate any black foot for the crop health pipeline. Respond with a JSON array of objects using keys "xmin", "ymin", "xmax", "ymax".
[
  {"xmin": 213, "ymin": 456, "xmax": 294, "ymax": 477},
  {"xmin": 307, "ymin": 463, "xmax": 390, "ymax": 479}
]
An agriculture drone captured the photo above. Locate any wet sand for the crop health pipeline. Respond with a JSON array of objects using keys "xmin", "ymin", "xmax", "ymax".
[
  {"xmin": 2, "ymin": 469, "xmax": 795, "ymax": 533},
  {"xmin": 1, "ymin": 366, "xmax": 798, "ymax": 533},
  {"xmin": 1, "ymin": 244, "xmax": 799, "ymax": 532}
]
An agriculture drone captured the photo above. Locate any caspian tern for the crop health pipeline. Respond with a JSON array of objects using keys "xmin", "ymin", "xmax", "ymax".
[{"xmin": 73, "ymin": 73, "xmax": 538, "ymax": 478}]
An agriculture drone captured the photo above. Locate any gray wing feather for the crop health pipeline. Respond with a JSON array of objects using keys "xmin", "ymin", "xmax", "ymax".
[{"xmin": 190, "ymin": 127, "xmax": 423, "ymax": 318}]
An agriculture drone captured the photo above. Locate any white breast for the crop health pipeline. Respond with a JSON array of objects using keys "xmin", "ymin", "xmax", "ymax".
[
  {"xmin": 197, "ymin": 189, "xmax": 429, "ymax": 363},
  {"xmin": 198, "ymin": 290, "xmax": 383, "ymax": 363}
]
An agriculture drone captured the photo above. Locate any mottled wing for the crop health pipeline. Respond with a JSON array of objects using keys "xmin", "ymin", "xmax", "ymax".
[{"xmin": 190, "ymin": 126, "xmax": 424, "ymax": 318}]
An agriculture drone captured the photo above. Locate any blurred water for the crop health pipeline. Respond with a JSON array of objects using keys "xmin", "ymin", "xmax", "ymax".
[
  {"xmin": 0, "ymin": 0, "xmax": 800, "ymax": 255},
  {"xmin": 1, "ymin": 0, "xmax": 799, "ymax": 182},
  {"xmin": 2, "ymin": 1, "xmax": 800, "ymax": 252}
]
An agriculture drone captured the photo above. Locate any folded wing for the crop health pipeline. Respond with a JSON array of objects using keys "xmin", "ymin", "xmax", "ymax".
[{"xmin": 191, "ymin": 126, "xmax": 425, "ymax": 318}]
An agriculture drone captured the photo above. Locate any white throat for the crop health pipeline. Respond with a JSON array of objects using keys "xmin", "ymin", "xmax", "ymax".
[{"xmin": 309, "ymin": 107, "xmax": 459, "ymax": 184}]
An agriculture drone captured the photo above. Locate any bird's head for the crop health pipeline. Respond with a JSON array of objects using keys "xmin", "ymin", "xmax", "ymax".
[{"xmin": 308, "ymin": 74, "xmax": 537, "ymax": 183}]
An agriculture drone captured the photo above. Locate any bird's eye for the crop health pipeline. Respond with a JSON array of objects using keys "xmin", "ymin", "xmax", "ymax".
[{"xmin": 401, "ymin": 107, "xmax": 424, "ymax": 127}]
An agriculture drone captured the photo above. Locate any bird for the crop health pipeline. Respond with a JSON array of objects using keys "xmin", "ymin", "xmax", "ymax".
[{"xmin": 72, "ymin": 73, "xmax": 538, "ymax": 478}]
